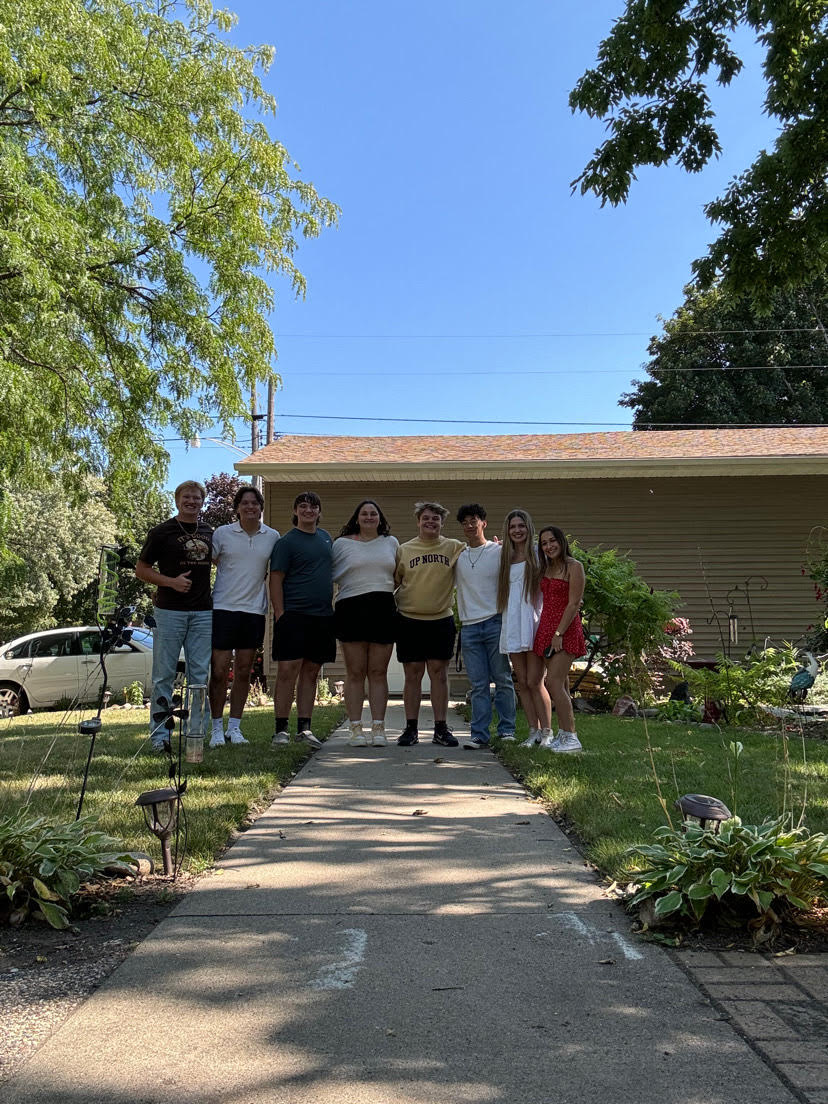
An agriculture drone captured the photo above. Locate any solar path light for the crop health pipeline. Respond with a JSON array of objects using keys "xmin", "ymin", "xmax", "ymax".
[
  {"xmin": 135, "ymin": 788, "xmax": 180, "ymax": 876},
  {"xmin": 675, "ymin": 793, "xmax": 732, "ymax": 834}
]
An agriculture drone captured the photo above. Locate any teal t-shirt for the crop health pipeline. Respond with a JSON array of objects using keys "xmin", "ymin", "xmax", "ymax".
[{"xmin": 269, "ymin": 527, "xmax": 334, "ymax": 616}]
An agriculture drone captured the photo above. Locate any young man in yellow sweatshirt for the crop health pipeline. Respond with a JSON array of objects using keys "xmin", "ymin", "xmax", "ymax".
[{"xmin": 394, "ymin": 501, "xmax": 465, "ymax": 747}]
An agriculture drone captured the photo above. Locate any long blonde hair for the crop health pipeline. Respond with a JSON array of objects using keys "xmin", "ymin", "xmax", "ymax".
[{"xmin": 497, "ymin": 509, "xmax": 542, "ymax": 611}]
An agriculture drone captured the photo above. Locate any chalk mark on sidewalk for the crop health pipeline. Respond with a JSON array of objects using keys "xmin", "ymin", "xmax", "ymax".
[{"xmin": 309, "ymin": 928, "xmax": 368, "ymax": 990}]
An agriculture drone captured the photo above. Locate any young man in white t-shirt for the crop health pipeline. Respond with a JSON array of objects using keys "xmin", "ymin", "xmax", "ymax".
[
  {"xmin": 208, "ymin": 486, "xmax": 280, "ymax": 746},
  {"xmin": 455, "ymin": 503, "xmax": 516, "ymax": 749}
]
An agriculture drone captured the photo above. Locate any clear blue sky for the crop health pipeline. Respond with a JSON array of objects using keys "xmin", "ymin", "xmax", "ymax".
[{"xmin": 166, "ymin": 0, "xmax": 778, "ymax": 491}]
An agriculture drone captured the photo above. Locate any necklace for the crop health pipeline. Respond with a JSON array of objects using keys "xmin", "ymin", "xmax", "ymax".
[
  {"xmin": 466, "ymin": 544, "xmax": 487, "ymax": 568},
  {"xmin": 176, "ymin": 518, "xmax": 199, "ymax": 537}
]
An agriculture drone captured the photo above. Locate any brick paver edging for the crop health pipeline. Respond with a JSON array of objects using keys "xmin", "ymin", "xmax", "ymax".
[{"xmin": 674, "ymin": 950, "xmax": 828, "ymax": 1104}]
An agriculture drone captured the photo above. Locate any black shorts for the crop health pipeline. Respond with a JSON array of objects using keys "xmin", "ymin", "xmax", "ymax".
[
  {"xmin": 335, "ymin": 592, "xmax": 397, "ymax": 644},
  {"xmin": 395, "ymin": 613, "xmax": 456, "ymax": 664},
  {"xmin": 212, "ymin": 609, "xmax": 266, "ymax": 651},
  {"xmin": 272, "ymin": 610, "xmax": 337, "ymax": 665}
]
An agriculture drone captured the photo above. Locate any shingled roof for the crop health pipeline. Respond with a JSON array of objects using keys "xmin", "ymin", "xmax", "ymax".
[{"xmin": 238, "ymin": 427, "xmax": 828, "ymax": 468}]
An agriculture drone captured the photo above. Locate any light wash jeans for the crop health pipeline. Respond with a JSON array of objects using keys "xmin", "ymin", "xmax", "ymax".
[
  {"xmin": 149, "ymin": 607, "xmax": 212, "ymax": 747},
  {"xmin": 461, "ymin": 614, "xmax": 516, "ymax": 742}
]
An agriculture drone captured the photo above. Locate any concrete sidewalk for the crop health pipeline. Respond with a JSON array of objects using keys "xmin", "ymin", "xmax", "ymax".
[{"xmin": 3, "ymin": 703, "xmax": 819, "ymax": 1104}]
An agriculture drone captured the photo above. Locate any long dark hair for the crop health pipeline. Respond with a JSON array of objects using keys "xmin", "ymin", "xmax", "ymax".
[
  {"xmin": 338, "ymin": 499, "xmax": 391, "ymax": 538},
  {"xmin": 538, "ymin": 525, "xmax": 572, "ymax": 578}
]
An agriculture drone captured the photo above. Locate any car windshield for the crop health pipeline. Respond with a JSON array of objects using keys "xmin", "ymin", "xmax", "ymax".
[{"xmin": 131, "ymin": 629, "xmax": 154, "ymax": 649}]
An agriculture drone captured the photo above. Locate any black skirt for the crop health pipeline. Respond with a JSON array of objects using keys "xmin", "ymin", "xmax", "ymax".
[{"xmin": 334, "ymin": 591, "xmax": 397, "ymax": 644}]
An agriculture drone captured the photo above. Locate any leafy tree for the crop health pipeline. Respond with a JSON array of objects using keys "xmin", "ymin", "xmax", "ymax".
[
  {"xmin": 0, "ymin": 0, "xmax": 337, "ymax": 507},
  {"xmin": 202, "ymin": 471, "xmax": 241, "ymax": 530},
  {"xmin": 0, "ymin": 478, "xmax": 117, "ymax": 639},
  {"xmin": 570, "ymin": 2, "xmax": 828, "ymax": 304},
  {"xmin": 55, "ymin": 484, "xmax": 174, "ymax": 625},
  {"xmin": 621, "ymin": 281, "xmax": 828, "ymax": 427}
]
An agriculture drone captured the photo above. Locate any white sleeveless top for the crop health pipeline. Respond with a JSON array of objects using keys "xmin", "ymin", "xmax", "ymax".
[{"xmin": 499, "ymin": 562, "xmax": 542, "ymax": 653}]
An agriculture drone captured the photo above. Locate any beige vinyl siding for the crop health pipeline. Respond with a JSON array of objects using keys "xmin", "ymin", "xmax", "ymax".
[{"xmin": 263, "ymin": 476, "xmax": 824, "ymax": 682}]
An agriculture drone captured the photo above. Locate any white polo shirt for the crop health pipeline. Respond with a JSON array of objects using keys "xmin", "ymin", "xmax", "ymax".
[{"xmin": 212, "ymin": 522, "xmax": 280, "ymax": 615}]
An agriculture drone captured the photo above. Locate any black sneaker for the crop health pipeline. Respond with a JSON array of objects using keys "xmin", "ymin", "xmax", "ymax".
[
  {"xmin": 398, "ymin": 722, "xmax": 419, "ymax": 746},
  {"xmin": 432, "ymin": 723, "xmax": 459, "ymax": 747}
]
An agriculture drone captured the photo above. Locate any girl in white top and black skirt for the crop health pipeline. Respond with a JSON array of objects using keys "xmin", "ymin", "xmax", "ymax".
[{"xmin": 332, "ymin": 500, "xmax": 399, "ymax": 747}]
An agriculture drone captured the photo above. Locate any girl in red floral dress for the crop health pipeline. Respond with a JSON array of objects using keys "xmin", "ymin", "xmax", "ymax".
[{"xmin": 532, "ymin": 526, "xmax": 586, "ymax": 753}]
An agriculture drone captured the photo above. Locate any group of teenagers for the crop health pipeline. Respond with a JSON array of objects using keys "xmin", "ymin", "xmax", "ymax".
[{"xmin": 135, "ymin": 480, "xmax": 586, "ymax": 755}]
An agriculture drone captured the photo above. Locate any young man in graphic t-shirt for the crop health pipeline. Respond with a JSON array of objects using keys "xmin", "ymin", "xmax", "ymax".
[
  {"xmin": 268, "ymin": 491, "xmax": 334, "ymax": 749},
  {"xmin": 394, "ymin": 501, "xmax": 465, "ymax": 747},
  {"xmin": 136, "ymin": 480, "xmax": 213, "ymax": 750}
]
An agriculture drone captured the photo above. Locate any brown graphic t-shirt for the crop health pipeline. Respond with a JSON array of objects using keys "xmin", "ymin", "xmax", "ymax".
[{"xmin": 139, "ymin": 518, "xmax": 214, "ymax": 611}]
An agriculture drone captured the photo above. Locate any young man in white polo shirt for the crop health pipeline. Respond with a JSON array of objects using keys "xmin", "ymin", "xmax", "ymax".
[{"xmin": 208, "ymin": 485, "xmax": 280, "ymax": 746}]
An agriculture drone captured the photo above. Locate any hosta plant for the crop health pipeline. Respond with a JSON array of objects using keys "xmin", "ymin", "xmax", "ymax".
[
  {"xmin": 0, "ymin": 811, "xmax": 135, "ymax": 929},
  {"xmin": 628, "ymin": 818, "xmax": 828, "ymax": 934}
]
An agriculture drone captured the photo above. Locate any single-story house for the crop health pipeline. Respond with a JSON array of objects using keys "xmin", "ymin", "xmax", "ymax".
[{"xmin": 235, "ymin": 427, "xmax": 828, "ymax": 691}]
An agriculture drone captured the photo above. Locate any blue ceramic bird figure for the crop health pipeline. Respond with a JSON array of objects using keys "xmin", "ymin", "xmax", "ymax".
[{"xmin": 789, "ymin": 652, "xmax": 819, "ymax": 703}]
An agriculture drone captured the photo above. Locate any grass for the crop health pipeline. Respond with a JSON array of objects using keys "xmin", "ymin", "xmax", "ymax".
[
  {"xmin": 493, "ymin": 713, "xmax": 828, "ymax": 880},
  {"xmin": 0, "ymin": 704, "xmax": 345, "ymax": 873}
]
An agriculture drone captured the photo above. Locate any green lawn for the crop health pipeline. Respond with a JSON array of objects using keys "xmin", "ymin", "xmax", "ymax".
[
  {"xmin": 0, "ymin": 705, "xmax": 345, "ymax": 873},
  {"xmin": 4, "ymin": 703, "xmax": 826, "ymax": 887},
  {"xmin": 493, "ymin": 714, "xmax": 828, "ymax": 879}
]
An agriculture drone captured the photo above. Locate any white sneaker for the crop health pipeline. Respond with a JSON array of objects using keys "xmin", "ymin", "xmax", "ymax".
[
  {"xmin": 209, "ymin": 730, "xmax": 226, "ymax": 748},
  {"xmin": 298, "ymin": 729, "xmax": 322, "ymax": 749},
  {"xmin": 371, "ymin": 721, "xmax": 388, "ymax": 747},
  {"xmin": 348, "ymin": 721, "xmax": 367, "ymax": 747},
  {"xmin": 553, "ymin": 732, "xmax": 583, "ymax": 753},
  {"xmin": 272, "ymin": 730, "xmax": 290, "ymax": 747},
  {"xmin": 499, "ymin": 734, "xmax": 516, "ymax": 742},
  {"xmin": 520, "ymin": 728, "xmax": 540, "ymax": 748},
  {"xmin": 539, "ymin": 728, "xmax": 559, "ymax": 750},
  {"xmin": 229, "ymin": 729, "xmax": 248, "ymax": 745}
]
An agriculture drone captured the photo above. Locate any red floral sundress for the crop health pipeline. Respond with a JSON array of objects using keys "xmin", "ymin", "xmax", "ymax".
[{"xmin": 533, "ymin": 576, "xmax": 586, "ymax": 658}]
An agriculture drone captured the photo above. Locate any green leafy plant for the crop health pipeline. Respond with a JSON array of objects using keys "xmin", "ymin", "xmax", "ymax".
[
  {"xmin": 628, "ymin": 818, "xmax": 828, "ymax": 936},
  {"xmin": 570, "ymin": 540, "xmax": 680, "ymax": 701},
  {"xmin": 123, "ymin": 681, "xmax": 145, "ymax": 707},
  {"xmin": 0, "ymin": 812, "xmax": 135, "ymax": 929},
  {"xmin": 676, "ymin": 647, "xmax": 799, "ymax": 725},
  {"xmin": 655, "ymin": 700, "xmax": 701, "ymax": 723}
]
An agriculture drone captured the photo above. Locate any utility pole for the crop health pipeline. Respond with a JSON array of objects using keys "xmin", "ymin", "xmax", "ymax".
[
  {"xmin": 250, "ymin": 386, "xmax": 264, "ymax": 493},
  {"xmin": 266, "ymin": 376, "xmax": 275, "ymax": 444}
]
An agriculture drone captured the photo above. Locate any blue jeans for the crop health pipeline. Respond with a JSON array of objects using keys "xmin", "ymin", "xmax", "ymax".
[
  {"xmin": 461, "ymin": 614, "xmax": 516, "ymax": 742},
  {"xmin": 149, "ymin": 607, "xmax": 212, "ymax": 746}
]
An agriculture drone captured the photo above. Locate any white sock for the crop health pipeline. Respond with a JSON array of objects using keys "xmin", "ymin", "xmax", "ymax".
[
  {"xmin": 371, "ymin": 718, "xmax": 383, "ymax": 726},
  {"xmin": 211, "ymin": 718, "xmax": 224, "ymax": 736},
  {"xmin": 227, "ymin": 717, "xmax": 241, "ymax": 732}
]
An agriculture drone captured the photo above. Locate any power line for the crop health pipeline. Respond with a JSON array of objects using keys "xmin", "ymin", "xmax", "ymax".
[
  {"xmin": 275, "ymin": 328, "xmax": 828, "ymax": 339},
  {"xmin": 274, "ymin": 414, "xmax": 827, "ymax": 428},
  {"xmin": 286, "ymin": 363, "xmax": 828, "ymax": 377}
]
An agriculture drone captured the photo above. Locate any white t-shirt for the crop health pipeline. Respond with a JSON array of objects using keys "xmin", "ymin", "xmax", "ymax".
[
  {"xmin": 212, "ymin": 522, "xmax": 280, "ymax": 615},
  {"xmin": 455, "ymin": 541, "xmax": 502, "ymax": 624},
  {"xmin": 332, "ymin": 535, "xmax": 399, "ymax": 602}
]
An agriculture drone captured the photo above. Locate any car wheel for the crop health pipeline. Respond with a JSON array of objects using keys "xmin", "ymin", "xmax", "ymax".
[{"xmin": 0, "ymin": 683, "xmax": 27, "ymax": 717}]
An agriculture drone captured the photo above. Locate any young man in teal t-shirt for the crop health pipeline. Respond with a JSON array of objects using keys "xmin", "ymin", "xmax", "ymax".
[{"xmin": 268, "ymin": 491, "xmax": 334, "ymax": 748}]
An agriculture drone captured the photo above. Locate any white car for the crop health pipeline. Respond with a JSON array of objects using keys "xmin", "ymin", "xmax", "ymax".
[{"xmin": 0, "ymin": 626, "xmax": 173, "ymax": 715}]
